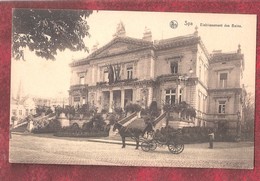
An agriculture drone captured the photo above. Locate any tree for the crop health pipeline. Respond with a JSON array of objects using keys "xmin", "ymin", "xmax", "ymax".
[
  {"xmin": 242, "ymin": 93, "xmax": 255, "ymax": 140},
  {"xmin": 12, "ymin": 9, "xmax": 92, "ymax": 60}
]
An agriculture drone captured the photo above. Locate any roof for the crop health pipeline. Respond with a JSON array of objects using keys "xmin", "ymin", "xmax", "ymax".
[
  {"xmin": 210, "ymin": 52, "xmax": 244, "ymax": 62},
  {"xmin": 70, "ymin": 33, "xmax": 209, "ymax": 67},
  {"xmin": 88, "ymin": 36, "xmax": 153, "ymax": 59},
  {"xmin": 70, "ymin": 36, "xmax": 153, "ymax": 67},
  {"xmin": 154, "ymin": 34, "xmax": 200, "ymax": 49}
]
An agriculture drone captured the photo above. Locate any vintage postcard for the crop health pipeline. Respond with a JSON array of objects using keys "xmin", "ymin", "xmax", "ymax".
[{"xmin": 9, "ymin": 9, "xmax": 256, "ymax": 169}]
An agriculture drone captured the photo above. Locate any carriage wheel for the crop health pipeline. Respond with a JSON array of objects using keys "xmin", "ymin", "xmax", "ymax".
[
  {"xmin": 149, "ymin": 140, "xmax": 157, "ymax": 151},
  {"xmin": 141, "ymin": 141, "xmax": 151, "ymax": 152},
  {"xmin": 168, "ymin": 142, "xmax": 184, "ymax": 154}
]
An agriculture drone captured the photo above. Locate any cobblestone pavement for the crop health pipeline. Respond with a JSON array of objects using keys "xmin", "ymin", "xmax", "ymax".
[{"xmin": 9, "ymin": 134, "xmax": 254, "ymax": 169}]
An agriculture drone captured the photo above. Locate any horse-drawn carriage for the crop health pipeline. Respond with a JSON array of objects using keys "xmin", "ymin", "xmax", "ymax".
[
  {"xmin": 112, "ymin": 121, "xmax": 184, "ymax": 154},
  {"xmin": 140, "ymin": 131, "xmax": 184, "ymax": 154}
]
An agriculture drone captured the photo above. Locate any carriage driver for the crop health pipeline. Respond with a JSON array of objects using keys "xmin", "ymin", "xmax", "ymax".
[{"xmin": 142, "ymin": 119, "xmax": 155, "ymax": 139}]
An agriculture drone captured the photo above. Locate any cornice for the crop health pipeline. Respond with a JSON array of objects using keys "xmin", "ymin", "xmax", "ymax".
[{"xmin": 208, "ymin": 88, "xmax": 242, "ymax": 93}]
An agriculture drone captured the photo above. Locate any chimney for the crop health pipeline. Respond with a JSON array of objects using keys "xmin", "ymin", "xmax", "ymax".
[
  {"xmin": 142, "ymin": 27, "xmax": 152, "ymax": 41},
  {"xmin": 91, "ymin": 42, "xmax": 99, "ymax": 52},
  {"xmin": 237, "ymin": 44, "xmax": 241, "ymax": 53},
  {"xmin": 194, "ymin": 26, "xmax": 198, "ymax": 36}
]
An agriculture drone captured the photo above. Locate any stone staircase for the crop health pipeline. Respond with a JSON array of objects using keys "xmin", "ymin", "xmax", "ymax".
[
  {"xmin": 109, "ymin": 112, "xmax": 137, "ymax": 138},
  {"xmin": 127, "ymin": 118, "xmax": 146, "ymax": 130},
  {"xmin": 118, "ymin": 112, "xmax": 137, "ymax": 125},
  {"xmin": 153, "ymin": 112, "xmax": 167, "ymax": 130},
  {"xmin": 11, "ymin": 122, "xmax": 28, "ymax": 132}
]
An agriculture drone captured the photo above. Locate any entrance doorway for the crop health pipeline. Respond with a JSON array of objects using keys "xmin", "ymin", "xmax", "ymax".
[{"xmin": 124, "ymin": 89, "xmax": 133, "ymax": 106}]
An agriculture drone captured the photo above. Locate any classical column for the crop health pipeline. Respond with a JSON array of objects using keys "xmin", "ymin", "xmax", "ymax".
[
  {"xmin": 150, "ymin": 58, "xmax": 155, "ymax": 79},
  {"xmin": 92, "ymin": 65, "xmax": 95, "ymax": 84},
  {"xmin": 109, "ymin": 90, "xmax": 113, "ymax": 113},
  {"xmin": 133, "ymin": 87, "xmax": 138, "ymax": 103},
  {"xmin": 147, "ymin": 87, "xmax": 153, "ymax": 107},
  {"xmin": 96, "ymin": 66, "xmax": 100, "ymax": 82},
  {"xmin": 121, "ymin": 89, "xmax": 125, "ymax": 110},
  {"xmin": 133, "ymin": 61, "xmax": 138, "ymax": 79},
  {"xmin": 176, "ymin": 85, "xmax": 180, "ymax": 104}
]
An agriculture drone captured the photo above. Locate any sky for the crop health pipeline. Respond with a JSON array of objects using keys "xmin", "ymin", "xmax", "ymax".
[{"xmin": 11, "ymin": 10, "xmax": 257, "ymax": 99}]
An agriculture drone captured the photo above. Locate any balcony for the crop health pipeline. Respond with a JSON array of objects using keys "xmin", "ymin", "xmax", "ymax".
[
  {"xmin": 70, "ymin": 84, "xmax": 88, "ymax": 91},
  {"xmin": 195, "ymin": 110, "xmax": 238, "ymax": 122},
  {"xmin": 96, "ymin": 78, "xmax": 138, "ymax": 86},
  {"xmin": 206, "ymin": 114, "xmax": 238, "ymax": 121}
]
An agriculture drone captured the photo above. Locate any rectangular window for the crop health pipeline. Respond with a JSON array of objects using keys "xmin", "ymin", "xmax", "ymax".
[
  {"xmin": 165, "ymin": 89, "xmax": 176, "ymax": 105},
  {"xmin": 80, "ymin": 76, "xmax": 85, "ymax": 85},
  {"xmin": 127, "ymin": 66, "xmax": 133, "ymax": 80},
  {"xmin": 179, "ymin": 89, "xmax": 182, "ymax": 103},
  {"xmin": 104, "ymin": 69, "xmax": 108, "ymax": 82},
  {"xmin": 218, "ymin": 100, "xmax": 226, "ymax": 114},
  {"xmin": 12, "ymin": 109, "xmax": 16, "ymax": 116},
  {"xmin": 82, "ymin": 96, "xmax": 86, "ymax": 104},
  {"xmin": 170, "ymin": 62, "xmax": 178, "ymax": 74},
  {"xmin": 219, "ymin": 73, "xmax": 228, "ymax": 88},
  {"xmin": 74, "ymin": 97, "xmax": 80, "ymax": 102},
  {"xmin": 26, "ymin": 109, "xmax": 29, "ymax": 116},
  {"xmin": 19, "ymin": 110, "xmax": 22, "ymax": 115}
]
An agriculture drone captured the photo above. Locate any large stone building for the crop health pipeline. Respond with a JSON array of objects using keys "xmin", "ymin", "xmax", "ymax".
[{"xmin": 69, "ymin": 23, "xmax": 245, "ymax": 136}]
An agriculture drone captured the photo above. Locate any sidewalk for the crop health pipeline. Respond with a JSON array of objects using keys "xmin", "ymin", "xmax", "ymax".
[{"xmin": 11, "ymin": 131, "xmax": 137, "ymax": 146}]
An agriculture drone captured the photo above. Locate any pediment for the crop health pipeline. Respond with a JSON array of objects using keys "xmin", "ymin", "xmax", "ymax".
[{"xmin": 88, "ymin": 37, "xmax": 152, "ymax": 59}]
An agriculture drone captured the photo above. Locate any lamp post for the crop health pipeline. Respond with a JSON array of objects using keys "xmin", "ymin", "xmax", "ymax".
[{"xmin": 236, "ymin": 110, "xmax": 241, "ymax": 139}]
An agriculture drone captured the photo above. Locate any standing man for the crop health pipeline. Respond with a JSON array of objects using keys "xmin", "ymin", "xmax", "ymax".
[{"xmin": 208, "ymin": 129, "xmax": 215, "ymax": 149}]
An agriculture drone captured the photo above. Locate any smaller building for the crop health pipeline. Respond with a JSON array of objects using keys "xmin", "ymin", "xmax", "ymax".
[{"xmin": 10, "ymin": 95, "xmax": 36, "ymax": 123}]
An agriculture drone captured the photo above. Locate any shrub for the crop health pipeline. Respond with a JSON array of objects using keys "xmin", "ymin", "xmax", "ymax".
[
  {"xmin": 149, "ymin": 101, "xmax": 160, "ymax": 117},
  {"xmin": 124, "ymin": 103, "xmax": 134, "ymax": 113},
  {"xmin": 114, "ymin": 107, "xmax": 123, "ymax": 116},
  {"xmin": 32, "ymin": 119, "xmax": 61, "ymax": 133},
  {"xmin": 82, "ymin": 121, "xmax": 93, "ymax": 131},
  {"xmin": 107, "ymin": 113, "xmax": 119, "ymax": 125},
  {"xmin": 91, "ymin": 113, "xmax": 106, "ymax": 130},
  {"xmin": 55, "ymin": 122, "xmax": 109, "ymax": 138},
  {"xmin": 101, "ymin": 108, "xmax": 108, "ymax": 114}
]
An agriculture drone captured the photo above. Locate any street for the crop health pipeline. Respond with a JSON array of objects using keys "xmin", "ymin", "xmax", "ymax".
[{"xmin": 9, "ymin": 134, "xmax": 254, "ymax": 169}]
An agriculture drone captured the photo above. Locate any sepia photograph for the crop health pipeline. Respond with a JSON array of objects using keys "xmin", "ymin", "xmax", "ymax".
[{"xmin": 9, "ymin": 9, "xmax": 256, "ymax": 169}]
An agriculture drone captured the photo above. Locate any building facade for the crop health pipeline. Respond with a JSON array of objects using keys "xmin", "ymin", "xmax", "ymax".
[{"xmin": 69, "ymin": 24, "xmax": 245, "ymax": 136}]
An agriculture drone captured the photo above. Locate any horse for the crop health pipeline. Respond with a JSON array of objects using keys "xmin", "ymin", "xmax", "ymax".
[{"xmin": 113, "ymin": 122, "xmax": 154, "ymax": 149}]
